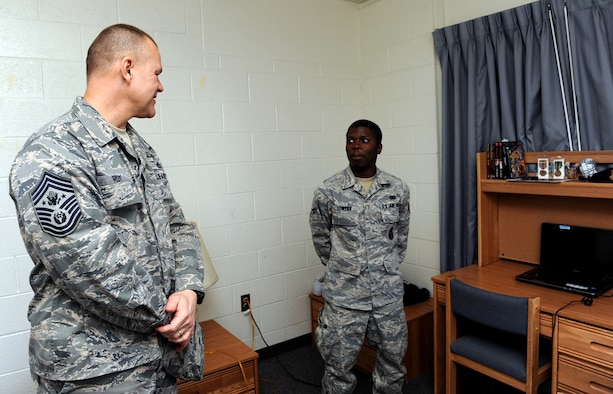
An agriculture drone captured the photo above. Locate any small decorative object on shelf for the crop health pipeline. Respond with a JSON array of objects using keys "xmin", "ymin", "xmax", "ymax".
[
  {"xmin": 537, "ymin": 157, "xmax": 549, "ymax": 179},
  {"xmin": 552, "ymin": 157, "xmax": 565, "ymax": 180},
  {"xmin": 579, "ymin": 158, "xmax": 598, "ymax": 179},
  {"xmin": 565, "ymin": 162, "xmax": 578, "ymax": 179},
  {"xmin": 486, "ymin": 140, "xmax": 526, "ymax": 179}
]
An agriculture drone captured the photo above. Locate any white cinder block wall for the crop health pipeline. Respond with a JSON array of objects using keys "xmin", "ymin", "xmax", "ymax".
[
  {"xmin": 0, "ymin": 0, "xmax": 533, "ymax": 391},
  {"xmin": 359, "ymin": 0, "xmax": 441, "ymax": 291}
]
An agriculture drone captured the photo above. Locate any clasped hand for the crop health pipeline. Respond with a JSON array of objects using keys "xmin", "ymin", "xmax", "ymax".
[{"xmin": 155, "ymin": 289, "xmax": 198, "ymax": 352}]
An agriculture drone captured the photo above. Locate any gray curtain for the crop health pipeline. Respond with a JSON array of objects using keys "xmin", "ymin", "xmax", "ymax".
[{"xmin": 433, "ymin": 0, "xmax": 613, "ymax": 272}]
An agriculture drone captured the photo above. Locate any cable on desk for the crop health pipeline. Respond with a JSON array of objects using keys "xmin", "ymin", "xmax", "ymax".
[
  {"xmin": 551, "ymin": 298, "xmax": 586, "ymax": 332},
  {"xmin": 551, "ymin": 291, "xmax": 613, "ymax": 331}
]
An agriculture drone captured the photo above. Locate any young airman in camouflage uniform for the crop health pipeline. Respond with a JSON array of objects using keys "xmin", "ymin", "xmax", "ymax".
[
  {"xmin": 9, "ymin": 24, "xmax": 205, "ymax": 393},
  {"xmin": 310, "ymin": 119, "xmax": 411, "ymax": 393}
]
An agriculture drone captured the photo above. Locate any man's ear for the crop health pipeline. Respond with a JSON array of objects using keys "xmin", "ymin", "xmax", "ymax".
[
  {"xmin": 377, "ymin": 144, "xmax": 382, "ymax": 154},
  {"xmin": 121, "ymin": 57, "xmax": 133, "ymax": 81}
]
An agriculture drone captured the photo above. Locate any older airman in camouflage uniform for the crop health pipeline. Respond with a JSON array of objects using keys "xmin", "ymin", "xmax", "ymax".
[
  {"xmin": 310, "ymin": 119, "xmax": 410, "ymax": 393},
  {"xmin": 9, "ymin": 24, "xmax": 205, "ymax": 393}
]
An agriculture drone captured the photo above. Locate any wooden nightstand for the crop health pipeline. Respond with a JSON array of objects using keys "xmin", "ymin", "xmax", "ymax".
[
  {"xmin": 178, "ymin": 320, "xmax": 259, "ymax": 394},
  {"xmin": 309, "ymin": 294, "xmax": 434, "ymax": 380}
]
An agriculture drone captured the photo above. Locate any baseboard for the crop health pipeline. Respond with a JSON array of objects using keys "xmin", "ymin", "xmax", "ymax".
[{"xmin": 257, "ymin": 333, "xmax": 312, "ymax": 360}]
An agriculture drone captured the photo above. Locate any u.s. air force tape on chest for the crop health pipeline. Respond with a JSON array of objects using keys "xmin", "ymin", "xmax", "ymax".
[{"xmin": 31, "ymin": 171, "xmax": 83, "ymax": 237}]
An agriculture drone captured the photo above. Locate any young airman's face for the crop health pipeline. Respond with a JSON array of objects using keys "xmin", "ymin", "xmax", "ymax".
[{"xmin": 346, "ymin": 126, "xmax": 382, "ymax": 177}]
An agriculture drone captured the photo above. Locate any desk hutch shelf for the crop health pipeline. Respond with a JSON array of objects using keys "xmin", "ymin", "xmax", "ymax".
[{"xmin": 477, "ymin": 150, "xmax": 613, "ymax": 267}]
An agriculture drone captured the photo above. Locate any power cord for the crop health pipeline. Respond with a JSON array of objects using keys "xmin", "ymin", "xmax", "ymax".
[
  {"xmin": 551, "ymin": 298, "xmax": 583, "ymax": 332},
  {"xmin": 204, "ymin": 349, "xmax": 249, "ymax": 386},
  {"xmin": 551, "ymin": 294, "xmax": 601, "ymax": 331},
  {"xmin": 245, "ymin": 298, "xmax": 321, "ymax": 390}
]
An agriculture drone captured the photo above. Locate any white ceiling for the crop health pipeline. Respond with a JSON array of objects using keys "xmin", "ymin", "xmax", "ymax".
[{"xmin": 342, "ymin": 0, "xmax": 369, "ymax": 3}]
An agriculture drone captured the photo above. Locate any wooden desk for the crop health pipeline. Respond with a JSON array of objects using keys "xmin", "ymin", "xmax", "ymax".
[
  {"xmin": 309, "ymin": 294, "xmax": 433, "ymax": 380},
  {"xmin": 438, "ymin": 150, "xmax": 613, "ymax": 393},
  {"xmin": 178, "ymin": 320, "xmax": 259, "ymax": 394},
  {"xmin": 432, "ymin": 261, "xmax": 613, "ymax": 394}
]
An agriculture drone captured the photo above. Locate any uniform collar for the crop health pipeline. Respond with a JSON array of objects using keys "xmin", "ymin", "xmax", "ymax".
[
  {"xmin": 71, "ymin": 96, "xmax": 133, "ymax": 148},
  {"xmin": 341, "ymin": 166, "xmax": 390, "ymax": 190}
]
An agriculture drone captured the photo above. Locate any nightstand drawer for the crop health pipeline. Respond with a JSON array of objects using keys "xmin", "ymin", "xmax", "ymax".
[
  {"xmin": 558, "ymin": 318, "xmax": 613, "ymax": 369},
  {"xmin": 180, "ymin": 360, "xmax": 256, "ymax": 394},
  {"xmin": 435, "ymin": 283, "xmax": 445, "ymax": 305},
  {"xmin": 178, "ymin": 320, "xmax": 259, "ymax": 394},
  {"xmin": 311, "ymin": 299, "xmax": 323, "ymax": 323}
]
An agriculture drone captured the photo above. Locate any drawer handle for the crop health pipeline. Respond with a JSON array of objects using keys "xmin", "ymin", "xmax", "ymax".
[
  {"xmin": 591, "ymin": 341, "xmax": 613, "ymax": 356},
  {"xmin": 590, "ymin": 381, "xmax": 613, "ymax": 394}
]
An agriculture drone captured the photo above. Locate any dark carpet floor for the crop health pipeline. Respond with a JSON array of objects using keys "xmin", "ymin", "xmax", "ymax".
[
  {"xmin": 257, "ymin": 343, "xmax": 552, "ymax": 394},
  {"xmin": 257, "ymin": 344, "xmax": 434, "ymax": 394}
]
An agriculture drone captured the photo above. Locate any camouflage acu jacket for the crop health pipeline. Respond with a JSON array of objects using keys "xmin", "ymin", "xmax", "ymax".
[
  {"xmin": 309, "ymin": 167, "xmax": 410, "ymax": 311},
  {"xmin": 9, "ymin": 97, "xmax": 205, "ymax": 381}
]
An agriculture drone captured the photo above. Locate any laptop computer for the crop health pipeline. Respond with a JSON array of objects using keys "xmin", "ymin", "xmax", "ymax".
[{"xmin": 515, "ymin": 222, "xmax": 613, "ymax": 297}]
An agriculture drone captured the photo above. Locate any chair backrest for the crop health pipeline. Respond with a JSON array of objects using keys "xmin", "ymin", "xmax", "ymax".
[
  {"xmin": 445, "ymin": 277, "xmax": 549, "ymax": 394},
  {"xmin": 449, "ymin": 278, "xmax": 529, "ymax": 336}
]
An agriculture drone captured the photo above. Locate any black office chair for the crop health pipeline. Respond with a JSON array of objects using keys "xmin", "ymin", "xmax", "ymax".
[{"xmin": 445, "ymin": 277, "xmax": 552, "ymax": 394}]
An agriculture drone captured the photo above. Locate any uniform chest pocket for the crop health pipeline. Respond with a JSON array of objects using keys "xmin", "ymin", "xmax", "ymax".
[
  {"xmin": 380, "ymin": 208, "xmax": 399, "ymax": 224},
  {"xmin": 144, "ymin": 170, "xmax": 172, "ymax": 201},
  {"xmin": 331, "ymin": 210, "xmax": 359, "ymax": 227},
  {"xmin": 141, "ymin": 153, "xmax": 173, "ymax": 201},
  {"xmin": 97, "ymin": 173, "xmax": 142, "ymax": 210}
]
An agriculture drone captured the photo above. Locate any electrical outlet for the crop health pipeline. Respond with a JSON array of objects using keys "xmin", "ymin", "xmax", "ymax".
[{"xmin": 240, "ymin": 294, "xmax": 250, "ymax": 312}]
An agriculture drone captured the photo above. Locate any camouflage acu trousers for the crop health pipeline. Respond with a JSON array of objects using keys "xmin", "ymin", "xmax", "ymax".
[
  {"xmin": 35, "ymin": 360, "xmax": 177, "ymax": 394},
  {"xmin": 315, "ymin": 300, "xmax": 408, "ymax": 394}
]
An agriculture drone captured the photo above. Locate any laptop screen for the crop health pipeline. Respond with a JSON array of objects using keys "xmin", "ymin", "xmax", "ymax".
[
  {"xmin": 594, "ymin": 230, "xmax": 613, "ymax": 274},
  {"xmin": 540, "ymin": 223, "xmax": 613, "ymax": 278}
]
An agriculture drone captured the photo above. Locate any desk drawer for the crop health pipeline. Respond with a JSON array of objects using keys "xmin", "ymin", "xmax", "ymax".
[
  {"xmin": 539, "ymin": 313, "xmax": 553, "ymax": 338},
  {"xmin": 558, "ymin": 354, "xmax": 613, "ymax": 394},
  {"xmin": 558, "ymin": 318, "xmax": 613, "ymax": 370}
]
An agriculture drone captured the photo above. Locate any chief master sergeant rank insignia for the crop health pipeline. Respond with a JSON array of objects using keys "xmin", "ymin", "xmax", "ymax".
[{"xmin": 31, "ymin": 171, "xmax": 83, "ymax": 237}]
